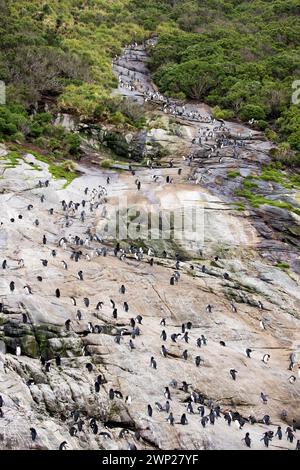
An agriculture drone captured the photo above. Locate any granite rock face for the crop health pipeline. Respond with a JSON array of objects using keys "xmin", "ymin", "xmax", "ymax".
[{"xmin": 0, "ymin": 148, "xmax": 299, "ymax": 451}]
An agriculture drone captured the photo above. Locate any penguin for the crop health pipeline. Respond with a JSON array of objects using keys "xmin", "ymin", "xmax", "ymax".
[
  {"xmin": 260, "ymin": 319, "xmax": 266, "ymax": 330},
  {"xmin": 109, "ymin": 389, "xmax": 115, "ymax": 400},
  {"xmin": 55, "ymin": 355, "xmax": 61, "ymax": 367},
  {"xmin": 41, "ymin": 259, "xmax": 48, "ymax": 267},
  {"xmin": 230, "ymin": 302, "xmax": 237, "ymax": 313},
  {"xmin": 201, "ymin": 416, "xmax": 209, "ymax": 428},
  {"xmin": 182, "ymin": 350, "xmax": 188, "ymax": 360},
  {"xmin": 201, "ymin": 335, "xmax": 207, "ymax": 345},
  {"xmin": 16, "ymin": 345, "xmax": 21, "ymax": 356},
  {"xmin": 96, "ymin": 301, "xmax": 104, "ymax": 310},
  {"xmin": 56, "ymin": 288, "xmax": 60, "ymax": 298},
  {"xmin": 9, "ymin": 281, "xmax": 15, "ymax": 292},
  {"xmin": 196, "ymin": 337, "xmax": 202, "ymax": 348},
  {"xmin": 170, "ymin": 333, "xmax": 180, "ymax": 343},
  {"xmin": 40, "ymin": 356, "xmax": 46, "ymax": 366},
  {"xmin": 261, "ymin": 432, "xmax": 271, "ymax": 448},
  {"xmin": 206, "ymin": 304, "xmax": 213, "ymax": 313},
  {"xmin": 160, "ymin": 330, "xmax": 167, "ymax": 341},
  {"xmin": 128, "ymin": 443, "xmax": 137, "ymax": 451},
  {"xmin": 51, "ymin": 250, "xmax": 57, "ymax": 257},
  {"xmin": 45, "ymin": 362, "xmax": 51, "ymax": 373},
  {"xmin": 125, "ymin": 395, "xmax": 132, "ymax": 405},
  {"xmin": 76, "ymin": 310, "xmax": 82, "ymax": 321},
  {"xmin": 246, "ymin": 348, "xmax": 252, "ymax": 358},
  {"xmin": 136, "ymin": 315, "xmax": 143, "ymax": 324},
  {"xmin": 289, "ymin": 375, "xmax": 296, "ymax": 384},
  {"xmin": 167, "ymin": 412, "xmax": 174, "ymax": 425},
  {"xmin": 164, "ymin": 387, "xmax": 171, "ymax": 400},
  {"xmin": 182, "ymin": 331, "xmax": 189, "ymax": 343},
  {"xmin": 262, "ymin": 354, "xmax": 270, "ymax": 364},
  {"xmin": 147, "ymin": 404, "xmax": 153, "ymax": 417},
  {"xmin": 209, "ymin": 410, "xmax": 216, "ymax": 425},
  {"xmin": 187, "ymin": 403, "xmax": 194, "ymax": 414},
  {"xmin": 86, "ymin": 363, "xmax": 93, "ymax": 373},
  {"xmin": 230, "ymin": 369, "xmax": 237, "ymax": 380},
  {"xmin": 160, "ymin": 318, "xmax": 166, "ymax": 327},
  {"xmin": 65, "ymin": 319, "xmax": 71, "ymax": 331},
  {"xmin": 180, "ymin": 413, "xmax": 188, "ymax": 425},
  {"xmin": 69, "ymin": 427, "xmax": 77, "ymax": 437},
  {"xmin": 161, "ymin": 345, "xmax": 168, "ymax": 357},
  {"xmin": 195, "ymin": 356, "xmax": 203, "ymax": 367},
  {"xmin": 243, "ymin": 432, "xmax": 251, "ymax": 448},
  {"xmin": 155, "ymin": 402, "xmax": 163, "ymax": 412},
  {"xmin": 198, "ymin": 406, "xmax": 205, "ymax": 417},
  {"xmin": 77, "ymin": 270, "xmax": 84, "ymax": 281},
  {"xmin": 260, "ymin": 392, "xmax": 268, "ymax": 404},
  {"xmin": 37, "ymin": 276, "xmax": 43, "ymax": 282},
  {"xmin": 83, "ymin": 297, "xmax": 89, "ymax": 307},
  {"xmin": 112, "ymin": 308, "xmax": 118, "ymax": 319},
  {"xmin": 42, "ymin": 235, "xmax": 47, "ymax": 245},
  {"xmin": 275, "ymin": 426, "xmax": 282, "ymax": 440},
  {"xmin": 59, "ymin": 441, "xmax": 68, "ymax": 450},
  {"xmin": 71, "ymin": 297, "xmax": 77, "ymax": 306},
  {"xmin": 263, "ymin": 414, "xmax": 270, "ymax": 425},
  {"xmin": 150, "ymin": 356, "xmax": 157, "ymax": 369},
  {"xmin": 129, "ymin": 339, "xmax": 135, "ymax": 351},
  {"xmin": 120, "ymin": 284, "xmax": 126, "ymax": 294},
  {"xmin": 30, "ymin": 428, "xmax": 37, "ymax": 441},
  {"xmin": 24, "ymin": 285, "xmax": 32, "ymax": 295},
  {"xmin": 220, "ymin": 341, "xmax": 226, "ymax": 347},
  {"xmin": 61, "ymin": 261, "xmax": 68, "ymax": 270},
  {"xmin": 2, "ymin": 260, "xmax": 7, "ymax": 269},
  {"xmin": 95, "ymin": 382, "xmax": 100, "ymax": 393}
]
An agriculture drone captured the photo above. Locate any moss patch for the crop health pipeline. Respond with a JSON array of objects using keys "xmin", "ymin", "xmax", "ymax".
[{"xmin": 235, "ymin": 188, "xmax": 300, "ymax": 216}]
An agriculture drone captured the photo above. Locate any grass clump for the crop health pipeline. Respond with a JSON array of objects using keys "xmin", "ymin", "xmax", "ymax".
[
  {"xmin": 275, "ymin": 262, "xmax": 290, "ymax": 270},
  {"xmin": 227, "ymin": 170, "xmax": 240, "ymax": 178}
]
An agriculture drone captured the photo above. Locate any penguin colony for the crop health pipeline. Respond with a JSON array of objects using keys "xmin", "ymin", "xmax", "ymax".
[{"xmin": 0, "ymin": 42, "xmax": 299, "ymax": 451}]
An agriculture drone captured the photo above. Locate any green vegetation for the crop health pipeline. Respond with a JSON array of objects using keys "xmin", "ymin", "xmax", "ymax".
[
  {"xmin": 245, "ymin": 165, "xmax": 300, "ymax": 189},
  {"xmin": 243, "ymin": 179, "xmax": 259, "ymax": 189},
  {"xmin": 0, "ymin": 149, "xmax": 77, "ymax": 187},
  {"xmin": 0, "ymin": 0, "xmax": 300, "ymax": 168},
  {"xmin": 232, "ymin": 202, "xmax": 245, "ymax": 211},
  {"xmin": 275, "ymin": 262, "xmax": 290, "ymax": 270},
  {"xmin": 132, "ymin": 0, "xmax": 300, "ymax": 167},
  {"xmin": 101, "ymin": 159, "xmax": 112, "ymax": 169},
  {"xmin": 235, "ymin": 188, "xmax": 300, "ymax": 216},
  {"xmin": 227, "ymin": 170, "xmax": 240, "ymax": 178}
]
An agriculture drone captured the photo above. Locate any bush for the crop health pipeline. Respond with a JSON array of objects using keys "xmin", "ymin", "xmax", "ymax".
[
  {"xmin": 265, "ymin": 128, "xmax": 278, "ymax": 142},
  {"xmin": 239, "ymin": 105, "xmax": 266, "ymax": 121},
  {"xmin": 256, "ymin": 120, "xmax": 268, "ymax": 131},
  {"xmin": 213, "ymin": 106, "xmax": 234, "ymax": 120},
  {"xmin": 101, "ymin": 159, "xmax": 112, "ymax": 168}
]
